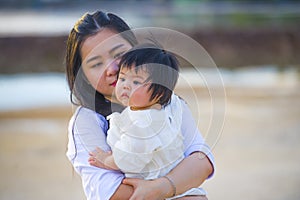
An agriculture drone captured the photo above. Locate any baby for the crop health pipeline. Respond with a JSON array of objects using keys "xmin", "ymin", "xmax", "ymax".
[{"xmin": 89, "ymin": 43, "xmax": 206, "ymax": 198}]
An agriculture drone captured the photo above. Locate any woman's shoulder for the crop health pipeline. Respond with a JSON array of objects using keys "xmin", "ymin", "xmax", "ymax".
[
  {"xmin": 77, "ymin": 106, "xmax": 105, "ymax": 118},
  {"xmin": 173, "ymin": 94, "xmax": 187, "ymax": 105},
  {"xmin": 166, "ymin": 94, "xmax": 185, "ymax": 115},
  {"xmin": 70, "ymin": 106, "xmax": 107, "ymax": 126},
  {"xmin": 172, "ymin": 94, "xmax": 190, "ymax": 111}
]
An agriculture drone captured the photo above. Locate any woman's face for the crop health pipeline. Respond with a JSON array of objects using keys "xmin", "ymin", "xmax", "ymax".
[{"xmin": 81, "ymin": 28, "xmax": 132, "ymax": 101}]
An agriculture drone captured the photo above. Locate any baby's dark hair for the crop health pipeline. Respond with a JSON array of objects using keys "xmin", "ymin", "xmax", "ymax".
[{"xmin": 119, "ymin": 43, "xmax": 179, "ymax": 106}]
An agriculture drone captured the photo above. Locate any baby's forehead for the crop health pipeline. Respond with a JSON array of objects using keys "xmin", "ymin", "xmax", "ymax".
[{"xmin": 120, "ymin": 63, "xmax": 150, "ymax": 74}]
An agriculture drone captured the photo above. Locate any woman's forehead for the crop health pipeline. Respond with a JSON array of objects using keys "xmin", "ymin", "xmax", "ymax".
[{"xmin": 81, "ymin": 29, "xmax": 131, "ymax": 61}]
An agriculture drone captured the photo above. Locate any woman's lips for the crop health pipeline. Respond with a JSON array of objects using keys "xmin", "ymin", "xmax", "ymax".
[{"xmin": 110, "ymin": 80, "xmax": 117, "ymax": 87}]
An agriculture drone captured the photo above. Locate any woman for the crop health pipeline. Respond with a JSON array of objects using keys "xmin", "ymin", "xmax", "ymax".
[{"xmin": 65, "ymin": 10, "xmax": 214, "ymax": 200}]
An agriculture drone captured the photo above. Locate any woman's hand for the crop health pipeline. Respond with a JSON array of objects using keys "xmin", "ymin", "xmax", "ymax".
[{"xmin": 122, "ymin": 177, "xmax": 172, "ymax": 200}]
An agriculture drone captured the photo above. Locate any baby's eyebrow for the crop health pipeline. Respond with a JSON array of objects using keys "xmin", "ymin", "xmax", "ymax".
[{"xmin": 133, "ymin": 75, "xmax": 145, "ymax": 79}]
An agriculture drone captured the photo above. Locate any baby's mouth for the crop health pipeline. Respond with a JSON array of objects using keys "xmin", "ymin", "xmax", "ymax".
[{"xmin": 121, "ymin": 93, "xmax": 129, "ymax": 98}]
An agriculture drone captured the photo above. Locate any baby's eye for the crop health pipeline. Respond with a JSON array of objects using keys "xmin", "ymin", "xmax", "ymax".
[
  {"xmin": 133, "ymin": 81, "xmax": 142, "ymax": 85},
  {"xmin": 118, "ymin": 77, "xmax": 125, "ymax": 82}
]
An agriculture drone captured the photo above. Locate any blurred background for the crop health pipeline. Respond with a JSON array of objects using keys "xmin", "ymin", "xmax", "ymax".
[{"xmin": 0, "ymin": 0, "xmax": 300, "ymax": 200}]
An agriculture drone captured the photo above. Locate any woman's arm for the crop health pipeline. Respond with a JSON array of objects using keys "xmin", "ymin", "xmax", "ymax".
[
  {"xmin": 66, "ymin": 107, "xmax": 127, "ymax": 200},
  {"xmin": 110, "ymin": 184, "xmax": 134, "ymax": 200},
  {"xmin": 122, "ymin": 152, "xmax": 212, "ymax": 199},
  {"xmin": 162, "ymin": 152, "xmax": 213, "ymax": 196},
  {"xmin": 162, "ymin": 99, "xmax": 214, "ymax": 195}
]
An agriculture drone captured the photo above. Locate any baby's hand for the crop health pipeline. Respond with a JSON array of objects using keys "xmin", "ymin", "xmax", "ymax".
[{"xmin": 88, "ymin": 147, "xmax": 113, "ymax": 170}]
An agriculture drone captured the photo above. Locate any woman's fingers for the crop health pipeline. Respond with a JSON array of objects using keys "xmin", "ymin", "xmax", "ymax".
[{"xmin": 122, "ymin": 178, "xmax": 140, "ymax": 188}]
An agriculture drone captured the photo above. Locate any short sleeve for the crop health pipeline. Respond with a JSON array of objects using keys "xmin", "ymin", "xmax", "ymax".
[
  {"xmin": 66, "ymin": 107, "xmax": 125, "ymax": 200},
  {"xmin": 180, "ymin": 100, "xmax": 215, "ymax": 178}
]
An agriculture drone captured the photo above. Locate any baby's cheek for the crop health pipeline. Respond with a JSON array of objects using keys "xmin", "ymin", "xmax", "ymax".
[{"xmin": 130, "ymin": 90, "xmax": 148, "ymax": 106}]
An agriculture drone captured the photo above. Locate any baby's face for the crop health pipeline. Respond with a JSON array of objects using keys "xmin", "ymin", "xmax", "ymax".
[{"xmin": 115, "ymin": 66, "xmax": 153, "ymax": 108}]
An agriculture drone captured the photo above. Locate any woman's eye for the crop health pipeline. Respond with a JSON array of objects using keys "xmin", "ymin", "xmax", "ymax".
[
  {"xmin": 114, "ymin": 52, "xmax": 124, "ymax": 59},
  {"xmin": 91, "ymin": 63, "xmax": 103, "ymax": 68}
]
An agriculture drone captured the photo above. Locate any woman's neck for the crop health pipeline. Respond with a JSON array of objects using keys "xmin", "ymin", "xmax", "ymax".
[{"xmin": 105, "ymin": 95, "xmax": 120, "ymax": 104}]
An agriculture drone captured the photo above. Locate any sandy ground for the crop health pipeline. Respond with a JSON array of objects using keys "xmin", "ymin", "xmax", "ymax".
[{"xmin": 1, "ymin": 84, "xmax": 300, "ymax": 200}]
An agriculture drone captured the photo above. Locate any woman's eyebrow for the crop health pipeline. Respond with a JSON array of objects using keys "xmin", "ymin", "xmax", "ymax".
[
  {"xmin": 109, "ymin": 44, "xmax": 125, "ymax": 54},
  {"xmin": 86, "ymin": 56, "xmax": 102, "ymax": 64},
  {"xmin": 85, "ymin": 44, "xmax": 124, "ymax": 64}
]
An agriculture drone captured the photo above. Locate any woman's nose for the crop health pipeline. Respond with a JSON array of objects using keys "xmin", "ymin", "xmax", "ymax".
[{"xmin": 106, "ymin": 60, "xmax": 119, "ymax": 76}]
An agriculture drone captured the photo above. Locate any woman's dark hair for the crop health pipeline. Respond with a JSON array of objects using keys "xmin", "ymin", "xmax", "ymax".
[
  {"xmin": 119, "ymin": 43, "xmax": 179, "ymax": 106},
  {"xmin": 65, "ymin": 11, "xmax": 137, "ymax": 116}
]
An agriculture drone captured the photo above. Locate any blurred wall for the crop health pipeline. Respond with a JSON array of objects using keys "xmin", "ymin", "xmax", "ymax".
[
  {"xmin": 1, "ymin": 28, "xmax": 300, "ymax": 74},
  {"xmin": 1, "ymin": 0, "xmax": 300, "ymax": 73},
  {"xmin": 0, "ymin": 36, "xmax": 67, "ymax": 73}
]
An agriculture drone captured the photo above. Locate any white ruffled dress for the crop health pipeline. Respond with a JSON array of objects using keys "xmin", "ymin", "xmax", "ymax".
[{"xmin": 107, "ymin": 94, "xmax": 184, "ymax": 180}]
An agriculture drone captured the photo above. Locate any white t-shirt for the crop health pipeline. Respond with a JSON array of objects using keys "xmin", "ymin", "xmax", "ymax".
[{"xmin": 66, "ymin": 95, "xmax": 214, "ymax": 200}]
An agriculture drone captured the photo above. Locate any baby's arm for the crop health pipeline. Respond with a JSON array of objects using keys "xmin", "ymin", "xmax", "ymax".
[{"xmin": 89, "ymin": 147, "xmax": 119, "ymax": 171}]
